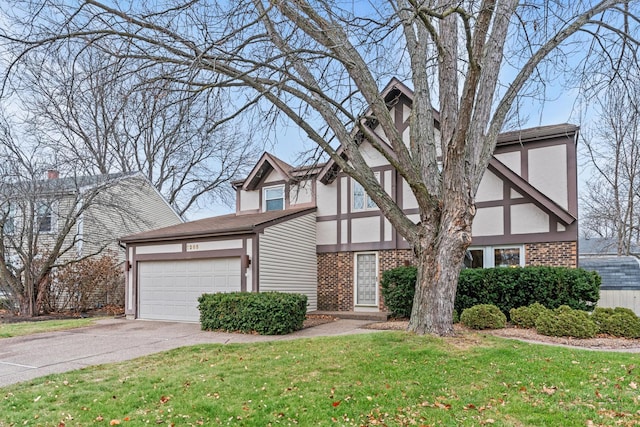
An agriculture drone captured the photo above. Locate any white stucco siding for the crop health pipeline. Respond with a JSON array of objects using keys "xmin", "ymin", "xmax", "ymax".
[
  {"xmin": 316, "ymin": 181, "xmax": 337, "ymax": 216},
  {"xmin": 264, "ymin": 169, "xmax": 286, "ymax": 183},
  {"xmin": 316, "ymin": 221, "xmax": 337, "ymax": 245},
  {"xmin": 240, "ymin": 190, "xmax": 260, "ymax": 212},
  {"xmin": 290, "ymin": 180, "xmax": 313, "ymax": 206},
  {"xmin": 472, "ymin": 207, "xmax": 504, "ymax": 236},
  {"xmin": 528, "ymin": 145, "xmax": 568, "ymax": 209},
  {"xmin": 476, "ymin": 170, "xmax": 503, "ymax": 202},
  {"xmin": 401, "ymin": 179, "xmax": 419, "ymax": 209},
  {"xmin": 259, "ymin": 212, "xmax": 317, "ymax": 310},
  {"xmin": 351, "ymin": 216, "xmax": 381, "ymax": 243},
  {"xmin": 495, "ymin": 152, "xmax": 521, "ymax": 175},
  {"xmin": 360, "ymin": 140, "xmax": 390, "ymax": 168},
  {"xmin": 511, "ymin": 203, "xmax": 550, "ymax": 234}
]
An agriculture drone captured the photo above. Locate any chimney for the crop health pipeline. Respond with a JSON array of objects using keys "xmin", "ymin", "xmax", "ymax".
[{"xmin": 47, "ymin": 169, "xmax": 59, "ymax": 180}]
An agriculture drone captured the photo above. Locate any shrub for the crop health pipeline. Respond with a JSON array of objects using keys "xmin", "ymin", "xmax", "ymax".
[
  {"xmin": 591, "ymin": 307, "xmax": 640, "ymax": 338},
  {"xmin": 46, "ymin": 253, "xmax": 124, "ymax": 312},
  {"xmin": 380, "ymin": 266, "xmax": 416, "ymax": 318},
  {"xmin": 460, "ymin": 304, "xmax": 506, "ymax": 330},
  {"xmin": 509, "ymin": 302, "xmax": 549, "ymax": 329},
  {"xmin": 456, "ymin": 266, "xmax": 600, "ymax": 317},
  {"xmin": 198, "ymin": 292, "xmax": 307, "ymax": 335},
  {"xmin": 535, "ymin": 305, "xmax": 598, "ymax": 338}
]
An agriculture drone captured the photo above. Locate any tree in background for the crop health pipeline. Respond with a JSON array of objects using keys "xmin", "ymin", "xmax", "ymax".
[
  {"xmin": 581, "ymin": 80, "xmax": 640, "ymax": 255},
  {"xmin": 6, "ymin": 45, "xmax": 260, "ymax": 218},
  {"xmin": 1, "ymin": 1, "xmax": 638, "ymax": 334}
]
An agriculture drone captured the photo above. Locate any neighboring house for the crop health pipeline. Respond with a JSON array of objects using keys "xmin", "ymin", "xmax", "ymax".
[
  {"xmin": 0, "ymin": 171, "xmax": 183, "ymax": 307},
  {"xmin": 579, "ymin": 237, "xmax": 640, "ymax": 315},
  {"xmin": 121, "ymin": 79, "xmax": 579, "ymax": 322}
]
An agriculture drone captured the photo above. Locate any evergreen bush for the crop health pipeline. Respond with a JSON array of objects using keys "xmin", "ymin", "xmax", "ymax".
[
  {"xmin": 460, "ymin": 304, "xmax": 506, "ymax": 330},
  {"xmin": 535, "ymin": 305, "xmax": 598, "ymax": 338},
  {"xmin": 509, "ymin": 302, "xmax": 549, "ymax": 329},
  {"xmin": 198, "ymin": 292, "xmax": 307, "ymax": 335}
]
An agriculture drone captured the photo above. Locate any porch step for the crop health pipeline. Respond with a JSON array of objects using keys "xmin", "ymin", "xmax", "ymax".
[{"xmin": 309, "ymin": 310, "xmax": 390, "ymax": 322}]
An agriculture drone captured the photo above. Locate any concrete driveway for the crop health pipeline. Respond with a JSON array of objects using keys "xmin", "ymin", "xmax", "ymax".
[{"xmin": 0, "ymin": 317, "xmax": 377, "ymax": 388}]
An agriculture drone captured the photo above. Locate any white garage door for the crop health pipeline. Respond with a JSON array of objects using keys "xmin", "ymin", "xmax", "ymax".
[{"xmin": 138, "ymin": 258, "xmax": 241, "ymax": 322}]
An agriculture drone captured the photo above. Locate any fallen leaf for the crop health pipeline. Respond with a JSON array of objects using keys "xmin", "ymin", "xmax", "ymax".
[
  {"xmin": 96, "ymin": 416, "xmax": 104, "ymax": 421},
  {"xmin": 160, "ymin": 396, "xmax": 170, "ymax": 404},
  {"xmin": 110, "ymin": 420, "xmax": 121, "ymax": 426},
  {"xmin": 542, "ymin": 385, "xmax": 557, "ymax": 396},
  {"xmin": 332, "ymin": 401, "xmax": 341, "ymax": 407},
  {"xmin": 630, "ymin": 382, "xmax": 638, "ymax": 390},
  {"xmin": 34, "ymin": 395, "xmax": 41, "ymax": 402}
]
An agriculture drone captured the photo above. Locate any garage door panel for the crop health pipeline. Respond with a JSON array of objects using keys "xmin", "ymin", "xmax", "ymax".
[{"xmin": 138, "ymin": 258, "xmax": 241, "ymax": 322}]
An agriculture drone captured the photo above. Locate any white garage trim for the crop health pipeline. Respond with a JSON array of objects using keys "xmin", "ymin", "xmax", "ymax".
[{"xmin": 138, "ymin": 258, "xmax": 241, "ymax": 322}]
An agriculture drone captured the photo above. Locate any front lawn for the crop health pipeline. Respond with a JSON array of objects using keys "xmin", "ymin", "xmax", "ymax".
[
  {"xmin": 0, "ymin": 318, "xmax": 98, "ymax": 339},
  {"xmin": 1, "ymin": 332, "xmax": 639, "ymax": 426}
]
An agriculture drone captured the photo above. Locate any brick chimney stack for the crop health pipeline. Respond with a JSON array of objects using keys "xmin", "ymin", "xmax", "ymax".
[{"xmin": 47, "ymin": 169, "xmax": 59, "ymax": 180}]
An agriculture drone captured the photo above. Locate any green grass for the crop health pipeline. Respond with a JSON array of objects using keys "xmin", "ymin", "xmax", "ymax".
[
  {"xmin": 1, "ymin": 331, "xmax": 639, "ymax": 426},
  {"xmin": 0, "ymin": 318, "xmax": 98, "ymax": 338}
]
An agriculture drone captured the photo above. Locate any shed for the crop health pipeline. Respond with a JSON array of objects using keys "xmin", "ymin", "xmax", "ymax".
[
  {"xmin": 579, "ymin": 256, "xmax": 640, "ymax": 315},
  {"xmin": 120, "ymin": 207, "xmax": 317, "ymax": 322}
]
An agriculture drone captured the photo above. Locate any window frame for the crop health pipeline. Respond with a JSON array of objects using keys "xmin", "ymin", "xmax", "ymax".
[
  {"xmin": 36, "ymin": 201, "xmax": 57, "ymax": 234},
  {"xmin": 351, "ymin": 173, "xmax": 379, "ymax": 212},
  {"xmin": 263, "ymin": 185, "xmax": 285, "ymax": 212},
  {"xmin": 465, "ymin": 245, "xmax": 525, "ymax": 268}
]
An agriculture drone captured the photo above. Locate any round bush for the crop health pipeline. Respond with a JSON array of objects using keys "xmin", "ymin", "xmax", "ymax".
[
  {"xmin": 535, "ymin": 305, "xmax": 598, "ymax": 338},
  {"xmin": 595, "ymin": 309, "xmax": 640, "ymax": 338},
  {"xmin": 510, "ymin": 302, "xmax": 548, "ymax": 329},
  {"xmin": 460, "ymin": 304, "xmax": 506, "ymax": 330}
]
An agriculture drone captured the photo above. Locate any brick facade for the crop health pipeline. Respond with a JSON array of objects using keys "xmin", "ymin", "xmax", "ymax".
[
  {"xmin": 317, "ymin": 249, "xmax": 414, "ymax": 311},
  {"xmin": 525, "ymin": 241, "xmax": 577, "ymax": 268},
  {"xmin": 318, "ymin": 243, "xmax": 577, "ymax": 312}
]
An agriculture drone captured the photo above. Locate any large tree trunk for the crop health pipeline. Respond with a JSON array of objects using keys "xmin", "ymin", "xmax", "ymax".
[{"xmin": 408, "ymin": 201, "xmax": 474, "ymax": 336}]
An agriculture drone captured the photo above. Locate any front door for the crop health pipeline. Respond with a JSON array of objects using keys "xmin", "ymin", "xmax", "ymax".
[{"xmin": 355, "ymin": 253, "xmax": 378, "ymax": 307}]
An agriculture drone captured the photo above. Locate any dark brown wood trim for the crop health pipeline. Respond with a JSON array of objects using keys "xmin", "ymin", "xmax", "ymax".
[
  {"xmin": 253, "ymin": 234, "xmax": 259, "ymax": 292},
  {"xmin": 133, "ymin": 248, "xmax": 244, "ymax": 262}
]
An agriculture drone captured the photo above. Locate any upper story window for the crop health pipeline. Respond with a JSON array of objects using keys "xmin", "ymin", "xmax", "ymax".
[
  {"xmin": 264, "ymin": 185, "xmax": 285, "ymax": 212},
  {"xmin": 36, "ymin": 201, "xmax": 56, "ymax": 233},
  {"xmin": 352, "ymin": 176, "xmax": 378, "ymax": 211}
]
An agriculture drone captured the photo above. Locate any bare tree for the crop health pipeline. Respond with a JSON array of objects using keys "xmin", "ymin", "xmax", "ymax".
[
  {"xmin": 1, "ymin": 1, "xmax": 637, "ymax": 334},
  {"xmin": 582, "ymin": 80, "xmax": 640, "ymax": 255},
  {"xmin": 12, "ymin": 46, "xmax": 259, "ymax": 217},
  {"xmin": 0, "ymin": 114, "xmax": 151, "ymax": 316}
]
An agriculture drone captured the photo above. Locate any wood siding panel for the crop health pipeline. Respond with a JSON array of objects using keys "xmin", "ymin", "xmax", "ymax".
[
  {"xmin": 240, "ymin": 190, "xmax": 260, "ymax": 212},
  {"xmin": 259, "ymin": 212, "xmax": 318, "ymax": 310}
]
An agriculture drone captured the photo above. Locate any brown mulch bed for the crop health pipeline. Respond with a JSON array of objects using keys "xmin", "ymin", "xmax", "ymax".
[
  {"xmin": 364, "ymin": 319, "xmax": 640, "ymax": 351},
  {"xmin": 0, "ymin": 306, "xmax": 125, "ymax": 324}
]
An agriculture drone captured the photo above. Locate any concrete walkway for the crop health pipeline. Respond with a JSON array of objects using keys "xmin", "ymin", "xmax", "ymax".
[{"xmin": 0, "ymin": 318, "xmax": 378, "ymax": 388}]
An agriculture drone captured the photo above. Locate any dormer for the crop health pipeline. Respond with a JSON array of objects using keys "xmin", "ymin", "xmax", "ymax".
[{"xmin": 233, "ymin": 152, "xmax": 319, "ymax": 214}]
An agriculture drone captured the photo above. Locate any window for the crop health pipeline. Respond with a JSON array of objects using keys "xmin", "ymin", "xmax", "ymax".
[
  {"xmin": 352, "ymin": 180, "xmax": 377, "ymax": 211},
  {"xmin": 494, "ymin": 247, "xmax": 521, "ymax": 267},
  {"xmin": 464, "ymin": 249, "xmax": 485, "ymax": 268},
  {"xmin": 465, "ymin": 246, "xmax": 524, "ymax": 268},
  {"xmin": 36, "ymin": 202, "xmax": 56, "ymax": 233},
  {"xmin": 263, "ymin": 186, "xmax": 284, "ymax": 212}
]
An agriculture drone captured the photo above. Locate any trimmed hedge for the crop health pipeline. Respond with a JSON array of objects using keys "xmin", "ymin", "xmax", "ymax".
[
  {"xmin": 456, "ymin": 266, "xmax": 600, "ymax": 317},
  {"xmin": 509, "ymin": 302, "xmax": 549, "ymax": 329},
  {"xmin": 460, "ymin": 304, "xmax": 506, "ymax": 330},
  {"xmin": 380, "ymin": 265, "xmax": 600, "ymax": 319},
  {"xmin": 198, "ymin": 292, "xmax": 307, "ymax": 335},
  {"xmin": 380, "ymin": 266, "xmax": 416, "ymax": 318},
  {"xmin": 535, "ymin": 305, "xmax": 598, "ymax": 338},
  {"xmin": 591, "ymin": 307, "xmax": 640, "ymax": 338}
]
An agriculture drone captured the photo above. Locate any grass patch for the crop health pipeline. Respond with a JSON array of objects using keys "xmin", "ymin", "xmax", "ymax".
[
  {"xmin": 1, "ymin": 332, "xmax": 640, "ymax": 426},
  {"xmin": 0, "ymin": 318, "xmax": 97, "ymax": 339}
]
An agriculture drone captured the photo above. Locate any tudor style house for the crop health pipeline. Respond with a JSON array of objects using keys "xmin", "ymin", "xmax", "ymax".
[{"xmin": 121, "ymin": 79, "xmax": 578, "ymax": 322}]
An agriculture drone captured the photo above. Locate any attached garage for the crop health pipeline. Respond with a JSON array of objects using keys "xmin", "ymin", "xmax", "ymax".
[
  {"xmin": 138, "ymin": 258, "xmax": 241, "ymax": 322},
  {"xmin": 121, "ymin": 207, "xmax": 317, "ymax": 322}
]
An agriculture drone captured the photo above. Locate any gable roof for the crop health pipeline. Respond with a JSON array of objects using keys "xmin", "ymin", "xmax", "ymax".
[
  {"xmin": 240, "ymin": 152, "xmax": 294, "ymax": 191},
  {"xmin": 121, "ymin": 206, "xmax": 316, "ymax": 243}
]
